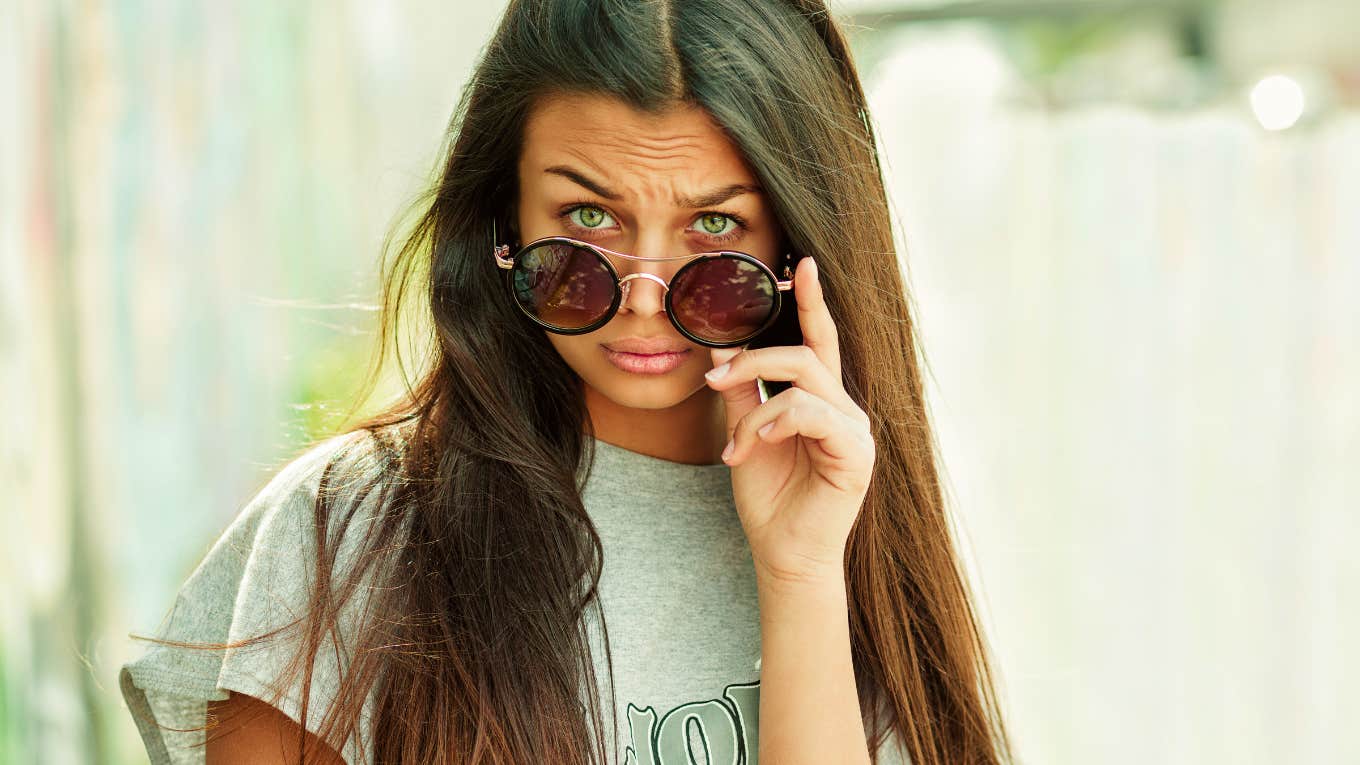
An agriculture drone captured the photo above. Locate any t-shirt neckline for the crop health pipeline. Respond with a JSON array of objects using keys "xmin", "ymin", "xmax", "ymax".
[{"xmin": 587, "ymin": 434, "xmax": 732, "ymax": 479}]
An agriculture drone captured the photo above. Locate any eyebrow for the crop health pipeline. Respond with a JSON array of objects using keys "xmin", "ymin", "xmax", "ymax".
[{"xmin": 543, "ymin": 164, "xmax": 762, "ymax": 208}]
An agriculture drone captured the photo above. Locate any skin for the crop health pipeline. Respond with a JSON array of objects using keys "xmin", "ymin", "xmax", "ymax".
[
  {"xmin": 514, "ymin": 91, "xmax": 783, "ymax": 466},
  {"xmin": 205, "ymin": 691, "xmax": 344, "ymax": 764}
]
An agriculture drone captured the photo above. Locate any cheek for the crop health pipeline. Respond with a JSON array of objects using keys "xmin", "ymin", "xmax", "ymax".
[
  {"xmin": 546, "ymin": 334, "xmax": 622, "ymax": 390},
  {"xmin": 544, "ymin": 332, "xmax": 599, "ymax": 369},
  {"xmin": 762, "ymin": 234, "xmax": 786, "ymax": 273}
]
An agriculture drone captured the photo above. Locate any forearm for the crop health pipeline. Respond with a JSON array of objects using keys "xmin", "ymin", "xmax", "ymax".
[{"xmin": 755, "ymin": 570, "xmax": 872, "ymax": 765}]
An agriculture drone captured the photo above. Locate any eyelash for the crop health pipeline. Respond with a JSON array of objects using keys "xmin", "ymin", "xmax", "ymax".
[{"xmin": 556, "ymin": 200, "xmax": 750, "ymax": 244}]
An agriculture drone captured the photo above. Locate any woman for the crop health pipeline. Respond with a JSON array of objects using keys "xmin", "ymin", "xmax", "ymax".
[{"xmin": 119, "ymin": 1, "xmax": 1016, "ymax": 763}]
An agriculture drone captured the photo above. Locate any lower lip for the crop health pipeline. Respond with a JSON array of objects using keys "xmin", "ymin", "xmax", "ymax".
[{"xmin": 602, "ymin": 347, "xmax": 691, "ymax": 375}]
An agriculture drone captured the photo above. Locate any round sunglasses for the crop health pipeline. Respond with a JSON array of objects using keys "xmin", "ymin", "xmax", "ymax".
[{"xmin": 492, "ymin": 224, "xmax": 794, "ymax": 348}]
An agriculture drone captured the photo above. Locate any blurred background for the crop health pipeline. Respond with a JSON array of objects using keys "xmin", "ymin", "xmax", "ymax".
[{"xmin": 2, "ymin": 0, "xmax": 1355, "ymax": 762}]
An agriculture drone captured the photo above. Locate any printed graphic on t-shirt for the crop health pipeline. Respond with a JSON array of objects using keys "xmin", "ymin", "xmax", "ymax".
[{"xmin": 623, "ymin": 681, "xmax": 761, "ymax": 765}]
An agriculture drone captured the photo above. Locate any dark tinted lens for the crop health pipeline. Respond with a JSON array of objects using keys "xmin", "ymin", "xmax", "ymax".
[
  {"xmin": 668, "ymin": 255, "xmax": 776, "ymax": 344},
  {"xmin": 510, "ymin": 241, "xmax": 616, "ymax": 329}
]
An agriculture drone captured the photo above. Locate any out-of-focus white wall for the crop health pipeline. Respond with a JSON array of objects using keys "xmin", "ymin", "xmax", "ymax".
[
  {"xmin": 1, "ymin": 3, "xmax": 505, "ymax": 763},
  {"xmin": 860, "ymin": 14, "xmax": 1358, "ymax": 765}
]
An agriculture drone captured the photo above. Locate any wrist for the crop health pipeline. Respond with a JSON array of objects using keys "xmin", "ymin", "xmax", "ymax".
[
  {"xmin": 756, "ymin": 563, "xmax": 851, "ymax": 636},
  {"xmin": 754, "ymin": 556, "xmax": 848, "ymax": 600}
]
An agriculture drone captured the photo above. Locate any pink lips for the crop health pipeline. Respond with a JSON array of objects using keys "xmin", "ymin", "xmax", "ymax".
[{"xmin": 602, "ymin": 345, "xmax": 691, "ymax": 375}]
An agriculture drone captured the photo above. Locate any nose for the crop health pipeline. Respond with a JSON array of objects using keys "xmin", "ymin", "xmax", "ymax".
[
  {"xmin": 618, "ymin": 271, "xmax": 669, "ymax": 319},
  {"xmin": 614, "ymin": 236, "xmax": 675, "ymax": 319}
]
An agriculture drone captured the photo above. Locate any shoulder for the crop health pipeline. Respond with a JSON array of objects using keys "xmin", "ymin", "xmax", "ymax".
[
  {"xmin": 224, "ymin": 427, "xmax": 401, "ymax": 618},
  {"xmin": 120, "ymin": 426, "xmax": 406, "ymax": 765},
  {"xmin": 188, "ymin": 429, "xmax": 397, "ymax": 622},
  {"xmin": 249, "ymin": 427, "xmax": 399, "ymax": 527},
  {"xmin": 145, "ymin": 427, "xmax": 397, "ymax": 634}
]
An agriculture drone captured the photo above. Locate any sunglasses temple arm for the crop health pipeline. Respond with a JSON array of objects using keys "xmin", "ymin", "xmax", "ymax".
[
  {"xmin": 493, "ymin": 219, "xmax": 515, "ymax": 269},
  {"xmin": 775, "ymin": 256, "xmax": 794, "ymax": 290}
]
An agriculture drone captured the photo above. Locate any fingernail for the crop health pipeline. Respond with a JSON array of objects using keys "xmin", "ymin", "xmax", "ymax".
[
  {"xmin": 705, "ymin": 362, "xmax": 730, "ymax": 382},
  {"xmin": 757, "ymin": 422, "xmax": 774, "ymax": 438},
  {"xmin": 721, "ymin": 438, "xmax": 735, "ymax": 462}
]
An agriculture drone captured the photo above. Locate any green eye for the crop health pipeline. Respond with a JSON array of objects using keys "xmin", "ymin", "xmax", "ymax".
[
  {"xmin": 571, "ymin": 206, "xmax": 607, "ymax": 228},
  {"xmin": 697, "ymin": 213, "xmax": 735, "ymax": 236}
]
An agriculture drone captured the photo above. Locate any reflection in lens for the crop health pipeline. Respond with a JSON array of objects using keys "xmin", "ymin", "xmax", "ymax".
[
  {"xmin": 669, "ymin": 256, "xmax": 774, "ymax": 344},
  {"xmin": 511, "ymin": 242, "xmax": 614, "ymax": 329}
]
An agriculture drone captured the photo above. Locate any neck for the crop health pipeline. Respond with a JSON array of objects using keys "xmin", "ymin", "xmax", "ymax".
[{"xmin": 583, "ymin": 383, "xmax": 728, "ymax": 466}]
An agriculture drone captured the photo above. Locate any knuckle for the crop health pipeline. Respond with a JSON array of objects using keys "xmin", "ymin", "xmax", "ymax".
[
  {"xmin": 862, "ymin": 430, "xmax": 878, "ymax": 457},
  {"xmin": 771, "ymin": 385, "xmax": 797, "ymax": 404},
  {"xmin": 735, "ymin": 411, "xmax": 756, "ymax": 437}
]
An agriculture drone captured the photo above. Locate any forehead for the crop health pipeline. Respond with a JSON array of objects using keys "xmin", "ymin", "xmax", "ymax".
[{"xmin": 518, "ymin": 92, "xmax": 758, "ymax": 201}]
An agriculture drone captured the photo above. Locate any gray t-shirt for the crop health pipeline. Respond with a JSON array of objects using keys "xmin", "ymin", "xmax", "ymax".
[{"xmin": 120, "ymin": 429, "xmax": 910, "ymax": 764}]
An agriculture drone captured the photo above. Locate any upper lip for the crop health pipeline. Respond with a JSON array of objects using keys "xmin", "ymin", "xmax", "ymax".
[{"xmin": 604, "ymin": 337, "xmax": 691, "ymax": 355}]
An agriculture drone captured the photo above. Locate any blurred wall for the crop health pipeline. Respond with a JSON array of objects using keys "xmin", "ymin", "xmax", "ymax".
[
  {"xmin": 857, "ymin": 7, "xmax": 1358, "ymax": 763},
  {"xmin": 2, "ymin": 2, "xmax": 504, "ymax": 762}
]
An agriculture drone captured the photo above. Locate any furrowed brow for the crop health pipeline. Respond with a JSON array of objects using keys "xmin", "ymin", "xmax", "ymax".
[
  {"xmin": 544, "ymin": 164, "xmax": 762, "ymax": 208},
  {"xmin": 677, "ymin": 183, "xmax": 762, "ymax": 208},
  {"xmin": 544, "ymin": 165, "xmax": 621, "ymax": 200}
]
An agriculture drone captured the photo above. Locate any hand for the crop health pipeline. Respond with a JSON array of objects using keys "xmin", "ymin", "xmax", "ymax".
[{"xmin": 704, "ymin": 256, "xmax": 876, "ymax": 589}]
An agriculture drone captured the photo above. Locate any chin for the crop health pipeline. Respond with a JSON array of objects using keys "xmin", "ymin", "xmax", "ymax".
[{"xmin": 581, "ymin": 364, "xmax": 710, "ymax": 409}]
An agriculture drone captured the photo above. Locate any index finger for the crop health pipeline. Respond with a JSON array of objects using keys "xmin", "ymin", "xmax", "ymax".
[{"xmin": 793, "ymin": 256, "xmax": 842, "ymax": 382}]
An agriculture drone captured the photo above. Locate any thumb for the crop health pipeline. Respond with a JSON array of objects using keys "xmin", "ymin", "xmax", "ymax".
[{"xmin": 708, "ymin": 345, "xmax": 760, "ymax": 442}]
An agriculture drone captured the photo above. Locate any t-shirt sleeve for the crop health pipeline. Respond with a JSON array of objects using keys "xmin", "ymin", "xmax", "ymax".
[{"xmin": 119, "ymin": 429, "xmax": 393, "ymax": 765}]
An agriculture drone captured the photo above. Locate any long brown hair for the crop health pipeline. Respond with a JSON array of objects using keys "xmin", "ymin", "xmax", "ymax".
[{"xmin": 133, "ymin": 1, "xmax": 1016, "ymax": 763}]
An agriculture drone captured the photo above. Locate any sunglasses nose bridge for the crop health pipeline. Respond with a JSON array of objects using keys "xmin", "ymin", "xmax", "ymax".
[{"xmin": 617, "ymin": 271, "xmax": 669, "ymax": 312}]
